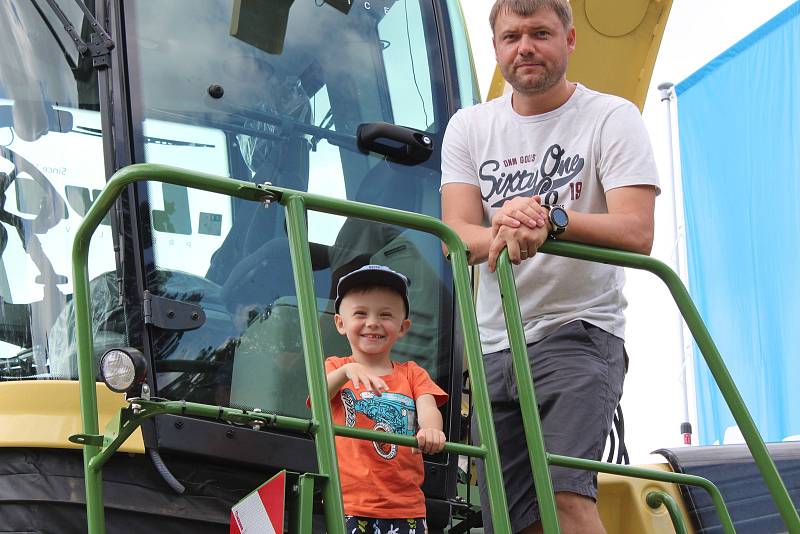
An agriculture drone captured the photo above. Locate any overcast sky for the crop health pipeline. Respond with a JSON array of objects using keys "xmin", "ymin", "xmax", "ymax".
[{"xmin": 461, "ymin": 0, "xmax": 797, "ymax": 458}]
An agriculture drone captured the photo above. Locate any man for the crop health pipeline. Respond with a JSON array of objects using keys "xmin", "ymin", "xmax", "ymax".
[{"xmin": 440, "ymin": 1, "xmax": 659, "ymax": 533}]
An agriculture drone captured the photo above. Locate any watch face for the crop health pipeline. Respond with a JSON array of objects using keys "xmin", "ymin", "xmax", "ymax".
[{"xmin": 551, "ymin": 207, "xmax": 569, "ymax": 227}]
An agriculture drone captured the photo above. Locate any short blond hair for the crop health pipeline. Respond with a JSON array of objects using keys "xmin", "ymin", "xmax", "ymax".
[{"xmin": 489, "ymin": 0, "xmax": 573, "ymax": 34}]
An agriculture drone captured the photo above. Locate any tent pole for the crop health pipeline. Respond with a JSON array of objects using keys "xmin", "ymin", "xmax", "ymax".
[{"xmin": 658, "ymin": 81, "xmax": 694, "ymax": 446}]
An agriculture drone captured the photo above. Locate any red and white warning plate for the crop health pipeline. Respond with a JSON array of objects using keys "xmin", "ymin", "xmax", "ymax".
[{"xmin": 230, "ymin": 470, "xmax": 286, "ymax": 534}]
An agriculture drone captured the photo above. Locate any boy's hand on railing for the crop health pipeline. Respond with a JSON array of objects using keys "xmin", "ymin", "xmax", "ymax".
[
  {"xmin": 414, "ymin": 427, "xmax": 446, "ymax": 454},
  {"xmin": 342, "ymin": 363, "xmax": 388, "ymax": 396}
]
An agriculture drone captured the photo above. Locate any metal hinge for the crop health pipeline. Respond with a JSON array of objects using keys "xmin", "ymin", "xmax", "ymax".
[
  {"xmin": 41, "ymin": 0, "xmax": 115, "ymax": 69},
  {"xmin": 143, "ymin": 290, "xmax": 206, "ymax": 331}
]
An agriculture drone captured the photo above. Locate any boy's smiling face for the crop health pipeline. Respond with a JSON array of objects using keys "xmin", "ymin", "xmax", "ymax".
[{"xmin": 334, "ymin": 287, "xmax": 411, "ymax": 363}]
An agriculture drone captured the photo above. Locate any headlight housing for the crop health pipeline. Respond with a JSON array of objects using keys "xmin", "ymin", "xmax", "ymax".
[{"xmin": 100, "ymin": 347, "xmax": 148, "ymax": 394}]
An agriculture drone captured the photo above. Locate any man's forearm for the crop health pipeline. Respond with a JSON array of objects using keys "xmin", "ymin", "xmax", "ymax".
[
  {"xmin": 558, "ymin": 210, "xmax": 654, "ymax": 255},
  {"xmin": 444, "ymin": 220, "xmax": 493, "ymax": 265}
]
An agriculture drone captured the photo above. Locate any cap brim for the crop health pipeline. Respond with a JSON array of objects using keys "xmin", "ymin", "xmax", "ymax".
[{"xmin": 335, "ymin": 268, "xmax": 410, "ymax": 316}]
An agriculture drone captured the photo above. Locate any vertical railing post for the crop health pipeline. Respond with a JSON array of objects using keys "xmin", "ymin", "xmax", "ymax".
[
  {"xmin": 290, "ymin": 474, "xmax": 316, "ymax": 534},
  {"xmin": 72, "ymin": 254, "xmax": 105, "ymax": 533},
  {"xmin": 283, "ymin": 194, "xmax": 346, "ymax": 534},
  {"xmin": 537, "ymin": 239, "xmax": 800, "ymax": 532},
  {"xmin": 71, "ymin": 165, "xmax": 271, "ymax": 533},
  {"xmin": 495, "ymin": 252, "xmax": 560, "ymax": 533},
  {"xmin": 448, "ymin": 246, "xmax": 514, "ymax": 534},
  {"xmin": 665, "ymin": 272, "xmax": 800, "ymax": 532},
  {"xmin": 646, "ymin": 491, "xmax": 690, "ymax": 534},
  {"xmin": 72, "ymin": 180, "xmax": 130, "ymax": 534}
]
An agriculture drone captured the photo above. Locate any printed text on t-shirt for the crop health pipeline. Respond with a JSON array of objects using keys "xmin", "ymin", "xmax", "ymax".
[{"xmin": 478, "ymin": 143, "xmax": 584, "ymax": 207}]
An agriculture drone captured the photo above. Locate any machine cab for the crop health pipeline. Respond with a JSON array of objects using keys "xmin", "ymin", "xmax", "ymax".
[{"xmin": 0, "ymin": 0, "xmax": 479, "ymax": 524}]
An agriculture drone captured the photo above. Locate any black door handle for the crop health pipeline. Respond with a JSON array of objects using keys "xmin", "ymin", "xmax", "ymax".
[{"xmin": 356, "ymin": 122, "xmax": 434, "ymax": 165}]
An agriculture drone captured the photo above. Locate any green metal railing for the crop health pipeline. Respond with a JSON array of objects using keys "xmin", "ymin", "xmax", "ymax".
[
  {"xmin": 496, "ymin": 242, "xmax": 800, "ymax": 533},
  {"xmin": 70, "ymin": 164, "xmax": 800, "ymax": 533},
  {"xmin": 647, "ymin": 491, "xmax": 689, "ymax": 534},
  {"xmin": 70, "ymin": 164, "xmax": 509, "ymax": 534}
]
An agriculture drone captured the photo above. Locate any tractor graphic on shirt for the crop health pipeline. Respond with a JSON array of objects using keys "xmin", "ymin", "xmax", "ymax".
[{"xmin": 341, "ymin": 388, "xmax": 416, "ymax": 460}]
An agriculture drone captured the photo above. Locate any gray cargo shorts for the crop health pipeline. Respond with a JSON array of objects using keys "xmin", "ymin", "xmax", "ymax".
[{"xmin": 472, "ymin": 320, "xmax": 627, "ymax": 533}]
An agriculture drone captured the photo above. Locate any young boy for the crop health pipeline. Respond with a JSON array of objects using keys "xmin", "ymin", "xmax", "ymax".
[{"xmin": 326, "ymin": 264, "xmax": 448, "ymax": 534}]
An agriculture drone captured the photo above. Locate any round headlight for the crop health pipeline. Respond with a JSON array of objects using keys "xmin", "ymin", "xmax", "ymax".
[{"xmin": 100, "ymin": 348, "xmax": 148, "ymax": 393}]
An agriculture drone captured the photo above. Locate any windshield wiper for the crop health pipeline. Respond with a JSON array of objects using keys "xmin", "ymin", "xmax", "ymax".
[
  {"xmin": 34, "ymin": 0, "xmax": 114, "ymax": 70},
  {"xmin": 28, "ymin": 0, "xmax": 78, "ymax": 71}
]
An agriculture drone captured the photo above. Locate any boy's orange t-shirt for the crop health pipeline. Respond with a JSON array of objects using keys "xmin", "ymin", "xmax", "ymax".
[{"xmin": 324, "ymin": 356, "xmax": 448, "ymax": 519}]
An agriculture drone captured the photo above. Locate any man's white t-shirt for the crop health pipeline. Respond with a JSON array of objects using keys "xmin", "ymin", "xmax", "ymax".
[{"xmin": 441, "ymin": 84, "xmax": 660, "ymax": 353}]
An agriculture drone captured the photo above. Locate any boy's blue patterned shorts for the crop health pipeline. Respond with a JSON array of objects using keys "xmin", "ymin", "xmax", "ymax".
[{"xmin": 345, "ymin": 516, "xmax": 427, "ymax": 534}]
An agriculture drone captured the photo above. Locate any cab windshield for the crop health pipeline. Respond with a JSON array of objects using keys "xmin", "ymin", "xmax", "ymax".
[
  {"xmin": 0, "ymin": 1, "xmax": 118, "ymax": 380},
  {"xmin": 0, "ymin": 1, "xmax": 462, "ymax": 420},
  {"xmin": 123, "ymin": 0, "xmax": 454, "ymax": 416}
]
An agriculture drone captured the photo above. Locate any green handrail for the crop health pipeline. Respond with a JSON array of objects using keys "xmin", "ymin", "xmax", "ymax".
[
  {"xmin": 283, "ymin": 194, "xmax": 346, "ymax": 533},
  {"xmin": 71, "ymin": 166, "xmax": 267, "ymax": 533},
  {"xmin": 495, "ymin": 252, "xmax": 560, "ymax": 532},
  {"xmin": 495, "ymin": 241, "xmax": 800, "ymax": 533},
  {"xmin": 70, "ymin": 399, "xmax": 488, "ymax": 470},
  {"xmin": 548, "ymin": 453, "xmax": 734, "ymax": 533},
  {"xmin": 70, "ymin": 163, "xmax": 800, "ymax": 533},
  {"xmin": 647, "ymin": 491, "xmax": 690, "ymax": 534},
  {"xmin": 70, "ymin": 163, "xmax": 511, "ymax": 533}
]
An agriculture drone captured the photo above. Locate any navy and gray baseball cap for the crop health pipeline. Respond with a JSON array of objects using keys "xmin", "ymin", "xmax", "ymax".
[{"xmin": 334, "ymin": 264, "xmax": 410, "ymax": 317}]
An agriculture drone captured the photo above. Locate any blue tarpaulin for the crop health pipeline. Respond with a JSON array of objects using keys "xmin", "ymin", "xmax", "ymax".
[{"xmin": 676, "ymin": 2, "xmax": 800, "ymax": 445}]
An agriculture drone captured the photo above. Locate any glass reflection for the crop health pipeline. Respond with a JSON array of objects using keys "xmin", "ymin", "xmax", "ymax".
[
  {"xmin": 0, "ymin": 1, "xmax": 119, "ymax": 381},
  {"xmin": 127, "ymin": 0, "xmax": 452, "ymax": 417}
]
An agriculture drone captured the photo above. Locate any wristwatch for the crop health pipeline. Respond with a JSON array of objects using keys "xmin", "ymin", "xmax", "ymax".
[{"xmin": 544, "ymin": 204, "xmax": 569, "ymax": 239}]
